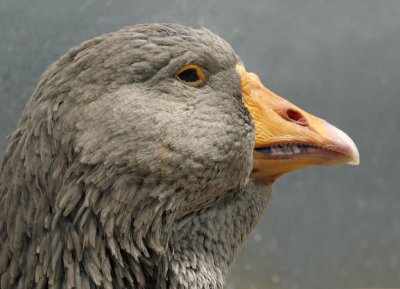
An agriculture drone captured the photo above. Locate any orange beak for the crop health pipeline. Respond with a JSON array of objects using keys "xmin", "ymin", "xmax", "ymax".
[{"xmin": 237, "ymin": 65, "xmax": 359, "ymax": 185}]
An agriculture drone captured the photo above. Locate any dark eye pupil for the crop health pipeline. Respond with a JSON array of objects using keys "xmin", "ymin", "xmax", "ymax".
[{"xmin": 178, "ymin": 68, "xmax": 200, "ymax": 82}]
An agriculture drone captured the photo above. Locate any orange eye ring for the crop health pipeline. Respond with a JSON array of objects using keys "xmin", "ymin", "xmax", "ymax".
[{"xmin": 176, "ymin": 64, "xmax": 206, "ymax": 87}]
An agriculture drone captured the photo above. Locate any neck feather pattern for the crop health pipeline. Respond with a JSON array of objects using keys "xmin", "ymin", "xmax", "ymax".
[
  {"xmin": 162, "ymin": 181, "xmax": 271, "ymax": 289},
  {"xmin": 0, "ymin": 121, "xmax": 270, "ymax": 289}
]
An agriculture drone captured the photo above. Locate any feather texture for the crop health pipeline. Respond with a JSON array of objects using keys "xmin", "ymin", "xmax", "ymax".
[{"xmin": 0, "ymin": 24, "xmax": 270, "ymax": 289}]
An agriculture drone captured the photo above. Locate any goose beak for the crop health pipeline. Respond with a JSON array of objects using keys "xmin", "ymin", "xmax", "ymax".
[{"xmin": 237, "ymin": 65, "xmax": 359, "ymax": 185}]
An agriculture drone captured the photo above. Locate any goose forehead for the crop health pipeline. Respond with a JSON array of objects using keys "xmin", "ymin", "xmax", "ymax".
[{"xmin": 118, "ymin": 24, "xmax": 240, "ymax": 69}]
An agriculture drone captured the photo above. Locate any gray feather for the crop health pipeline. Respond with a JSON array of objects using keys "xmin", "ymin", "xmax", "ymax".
[{"xmin": 0, "ymin": 23, "xmax": 271, "ymax": 289}]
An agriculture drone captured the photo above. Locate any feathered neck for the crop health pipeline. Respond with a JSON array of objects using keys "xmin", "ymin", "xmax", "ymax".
[
  {"xmin": 0, "ymin": 125, "xmax": 177, "ymax": 289},
  {"xmin": 1, "ymin": 134, "xmax": 270, "ymax": 289},
  {"xmin": 160, "ymin": 181, "xmax": 271, "ymax": 289}
]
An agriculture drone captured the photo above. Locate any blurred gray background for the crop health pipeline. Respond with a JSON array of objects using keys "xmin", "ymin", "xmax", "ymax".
[{"xmin": 0, "ymin": 0, "xmax": 399, "ymax": 288}]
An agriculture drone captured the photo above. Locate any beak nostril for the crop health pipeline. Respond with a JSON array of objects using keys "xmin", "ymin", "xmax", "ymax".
[{"xmin": 286, "ymin": 109, "xmax": 308, "ymax": 126}]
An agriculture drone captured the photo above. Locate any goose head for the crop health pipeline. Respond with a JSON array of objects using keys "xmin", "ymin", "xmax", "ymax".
[{"xmin": 0, "ymin": 24, "xmax": 358, "ymax": 289}]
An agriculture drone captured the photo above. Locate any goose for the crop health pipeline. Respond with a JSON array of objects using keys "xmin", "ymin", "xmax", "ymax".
[{"xmin": 0, "ymin": 23, "xmax": 359, "ymax": 289}]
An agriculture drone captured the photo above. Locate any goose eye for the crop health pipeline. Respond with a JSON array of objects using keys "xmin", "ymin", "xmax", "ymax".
[{"xmin": 176, "ymin": 64, "xmax": 206, "ymax": 87}]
